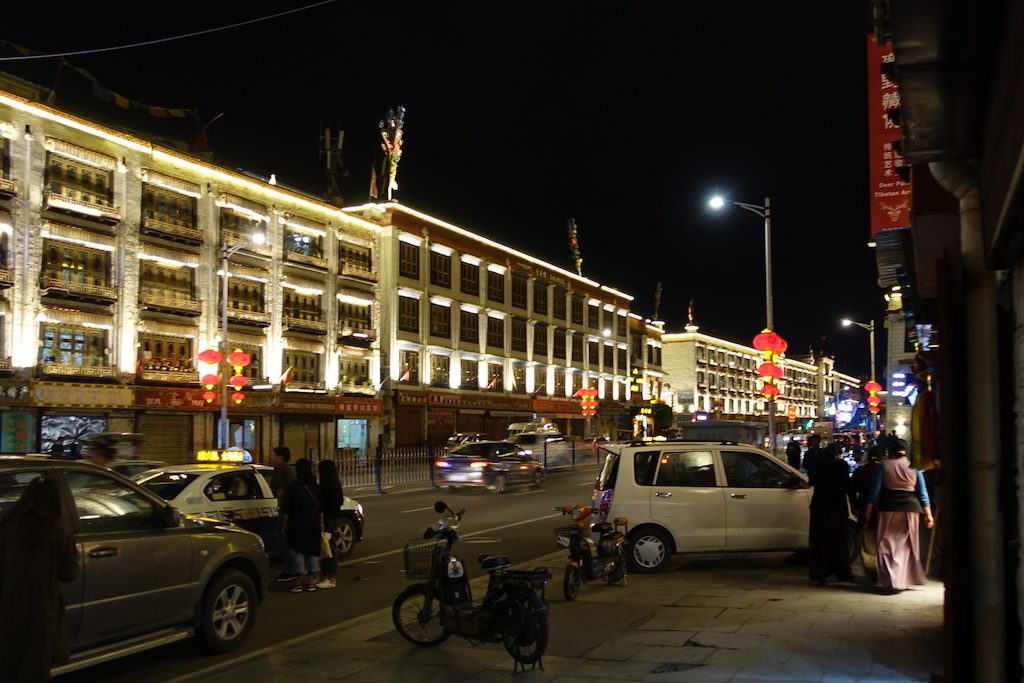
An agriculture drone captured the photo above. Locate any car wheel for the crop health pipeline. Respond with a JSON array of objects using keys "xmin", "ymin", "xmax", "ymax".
[
  {"xmin": 531, "ymin": 469, "xmax": 544, "ymax": 489},
  {"xmin": 491, "ymin": 474, "xmax": 507, "ymax": 494},
  {"xmin": 199, "ymin": 569, "xmax": 257, "ymax": 653},
  {"xmin": 627, "ymin": 528, "xmax": 671, "ymax": 573},
  {"xmin": 333, "ymin": 518, "xmax": 357, "ymax": 559}
]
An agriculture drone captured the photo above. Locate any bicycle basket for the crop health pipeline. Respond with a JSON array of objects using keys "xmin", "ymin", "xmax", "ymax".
[
  {"xmin": 554, "ymin": 526, "xmax": 576, "ymax": 548},
  {"xmin": 403, "ymin": 538, "xmax": 442, "ymax": 579}
]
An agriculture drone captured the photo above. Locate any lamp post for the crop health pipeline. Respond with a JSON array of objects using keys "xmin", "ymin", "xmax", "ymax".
[
  {"xmin": 220, "ymin": 232, "xmax": 265, "ymax": 449},
  {"xmin": 842, "ymin": 318, "xmax": 877, "ymax": 433},
  {"xmin": 709, "ymin": 195, "xmax": 780, "ymax": 454}
]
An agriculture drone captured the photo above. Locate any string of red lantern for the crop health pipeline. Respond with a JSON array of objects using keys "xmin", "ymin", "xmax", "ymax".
[
  {"xmin": 864, "ymin": 379, "xmax": 883, "ymax": 415},
  {"xmin": 752, "ymin": 328, "xmax": 787, "ymax": 402}
]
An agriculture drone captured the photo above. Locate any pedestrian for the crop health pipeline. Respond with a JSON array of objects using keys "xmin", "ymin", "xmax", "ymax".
[
  {"xmin": 66, "ymin": 442, "xmax": 82, "ymax": 460},
  {"xmin": 48, "ymin": 437, "xmax": 65, "ymax": 460},
  {"xmin": 0, "ymin": 476, "xmax": 80, "ymax": 682},
  {"xmin": 86, "ymin": 439, "xmax": 115, "ymax": 468},
  {"xmin": 801, "ymin": 434, "xmax": 825, "ymax": 475},
  {"xmin": 865, "ymin": 439, "xmax": 934, "ymax": 594},
  {"xmin": 785, "ymin": 439, "xmax": 802, "ymax": 470},
  {"xmin": 806, "ymin": 443, "xmax": 854, "ymax": 585},
  {"xmin": 317, "ymin": 459, "xmax": 344, "ymax": 589},
  {"xmin": 269, "ymin": 446, "xmax": 297, "ymax": 582},
  {"xmin": 849, "ymin": 445, "xmax": 884, "ymax": 580},
  {"xmin": 280, "ymin": 458, "xmax": 323, "ymax": 593}
]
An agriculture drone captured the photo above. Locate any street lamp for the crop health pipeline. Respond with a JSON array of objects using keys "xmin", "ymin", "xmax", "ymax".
[
  {"xmin": 842, "ymin": 318, "xmax": 877, "ymax": 432},
  {"xmin": 220, "ymin": 231, "xmax": 265, "ymax": 449},
  {"xmin": 709, "ymin": 195, "xmax": 780, "ymax": 453}
]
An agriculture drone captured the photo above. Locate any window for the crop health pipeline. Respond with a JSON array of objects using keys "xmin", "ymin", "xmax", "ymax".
[
  {"xmin": 487, "ymin": 270, "xmax": 504, "ymax": 303},
  {"xmin": 553, "ymin": 288, "xmax": 567, "ymax": 320},
  {"xmin": 399, "ymin": 241, "xmax": 420, "ymax": 278},
  {"xmin": 512, "ymin": 364, "xmax": 527, "ymax": 393},
  {"xmin": 588, "ymin": 303, "xmax": 600, "ymax": 330},
  {"xmin": 511, "ymin": 274, "xmax": 528, "ymax": 309},
  {"xmin": 65, "ymin": 470, "xmax": 157, "ymax": 532},
  {"xmin": 461, "ymin": 358, "xmax": 479, "ymax": 389},
  {"xmin": 339, "ymin": 301, "xmax": 372, "ymax": 332},
  {"xmin": 283, "ymin": 289, "xmax": 322, "ymax": 322},
  {"xmin": 553, "ymin": 369, "xmax": 565, "ymax": 395},
  {"xmin": 571, "ymin": 335, "xmax": 582, "ymax": 364},
  {"xmin": 633, "ymin": 451, "xmax": 662, "ymax": 485},
  {"xmin": 40, "ymin": 324, "xmax": 107, "ymax": 367},
  {"xmin": 721, "ymin": 451, "xmax": 792, "ymax": 488},
  {"xmin": 588, "ymin": 341, "xmax": 599, "ymax": 366},
  {"xmin": 220, "ymin": 209, "xmax": 266, "ymax": 247},
  {"xmin": 460, "ymin": 260, "xmax": 479, "ymax": 296},
  {"xmin": 430, "ymin": 250, "xmax": 451, "ymax": 288},
  {"xmin": 142, "ymin": 186, "xmax": 196, "ymax": 231},
  {"xmin": 399, "ymin": 296, "xmax": 419, "ymax": 333},
  {"xmin": 697, "ymin": 371, "xmax": 705, "ymax": 385},
  {"xmin": 532, "ymin": 366, "xmax": 546, "ymax": 394},
  {"xmin": 399, "ymin": 350, "xmax": 419, "ymax": 383},
  {"xmin": 617, "ymin": 347, "xmax": 626, "ymax": 370},
  {"xmin": 284, "ymin": 230, "xmax": 324, "ymax": 260},
  {"xmin": 222, "ymin": 278, "xmax": 264, "ymax": 313},
  {"xmin": 603, "ymin": 343, "xmax": 613, "ymax": 371},
  {"xmin": 511, "ymin": 318, "xmax": 527, "ymax": 352},
  {"xmin": 228, "ymin": 343, "xmax": 262, "ymax": 380},
  {"xmin": 48, "ymin": 155, "xmax": 112, "ymax": 206},
  {"xmin": 631, "ymin": 333, "xmax": 643, "ymax": 361},
  {"xmin": 429, "ymin": 302, "xmax": 451, "ymax": 339},
  {"xmin": 487, "ymin": 316, "xmax": 505, "ymax": 349},
  {"xmin": 205, "ymin": 472, "xmax": 263, "ymax": 501},
  {"xmin": 282, "ymin": 349, "xmax": 319, "ymax": 384},
  {"xmin": 533, "ymin": 281, "xmax": 548, "ymax": 315},
  {"xmin": 139, "ymin": 261, "xmax": 193, "ymax": 301},
  {"xmin": 339, "ymin": 357, "xmax": 369, "ymax": 385},
  {"xmin": 486, "ymin": 362, "xmax": 503, "ymax": 391},
  {"xmin": 460, "ymin": 310, "xmax": 479, "ymax": 344},
  {"xmin": 571, "ymin": 295, "xmax": 584, "ymax": 325},
  {"xmin": 339, "ymin": 242, "xmax": 372, "ymax": 273},
  {"xmin": 553, "ymin": 329, "xmax": 566, "ymax": 360},
  {"xmin": 430, "ymin": 354, "xmax": 450, "ymax": 387},
  {"xmin": 0, "ymin": 470, "xmax": 43, "ymax": 517},
  {"xmin": 42, "ymin": 241, "xmax": 109, "ymax": 287},
  {"xmin": 533, "ymin": 323, "xmax": 548, "ymax": 357},
  {"xmin": 655, "ymin": 451, "xmax": 716, "ymax": 487},
  {"xmin": 138, "ymin": 334, "xmax": 193, "ymax": 372},
  {"xmin": 617, "ymin": 315, "xmax": 627, "ymax": 337}
]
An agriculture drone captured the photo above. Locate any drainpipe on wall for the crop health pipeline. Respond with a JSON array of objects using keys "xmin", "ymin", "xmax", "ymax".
[{"xmin": 929, "ymin": 160, "xmax": 1004, "ymax": 683}]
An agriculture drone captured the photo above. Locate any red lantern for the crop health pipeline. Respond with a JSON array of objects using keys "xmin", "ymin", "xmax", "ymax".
[
  {"xmin": 198, "ymin": 349, "xmax": 223, "ymax": 365},
  {"xmin": 864, "ymin": 380, "xmax": 882, "ymax": 394},
  {"xmin": 752, "ymin": 329, "xmax": 788, "ymax": 355},
  {"xmin": 232, "ymin": 391, "xmax": 246, "ymax": 404},
  {"xmin": 760, "ymin": 383, "xmax": 781, "ymax": 398},
  {"xmin": 229, "ymin": 375, "xmax": 249, "ymax": 388},
  {"xmin": 867, "ymin": 395, "xmax": 882, "ymax": 406},
  {"xmin": 868, "ymin": 405, "xmax": 880, "ymax": 414},
  {"xmin": 201, "ymin": 374, "xmax": 220, "ymax": 389},
  {"xmin": 757, "ymin": 362, "xmax": 783, "ymax": 380},
  {"xmin": 227, "ymin": 350, "xmax": 251, "ymax": 369},
  {"xmin": 202, "ymin": 390, "xmax": 217, "ymax": 403}
]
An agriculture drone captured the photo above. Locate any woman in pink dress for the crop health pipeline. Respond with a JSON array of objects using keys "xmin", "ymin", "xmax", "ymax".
[{"xmin": 864, "ymin": 439, "xmax": 934, "ymax": 593}]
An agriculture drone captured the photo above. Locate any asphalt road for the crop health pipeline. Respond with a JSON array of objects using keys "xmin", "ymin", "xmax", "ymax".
[{"xmin": 59, "ymin": 466, "xmax": 603, "ymax": 683}]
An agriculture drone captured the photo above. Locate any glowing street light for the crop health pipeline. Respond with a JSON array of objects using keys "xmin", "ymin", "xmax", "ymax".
[{"xmin": 842, "ymin": 318, "xmax": 878, "ymax": 432}]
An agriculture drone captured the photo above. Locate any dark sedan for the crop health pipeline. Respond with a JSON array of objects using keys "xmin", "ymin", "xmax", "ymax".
[{"xmin": 434, "ymin": 440, "xmax": 545, "ymax": 493}]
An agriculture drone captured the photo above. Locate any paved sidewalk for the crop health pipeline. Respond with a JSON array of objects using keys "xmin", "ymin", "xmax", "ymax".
[{"xmin": 169, "ymin": 550, "xmax": 943, "ymax": 683}]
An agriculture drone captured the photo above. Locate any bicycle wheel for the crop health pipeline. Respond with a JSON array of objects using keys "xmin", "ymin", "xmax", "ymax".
[
  {"xmin": 563, "ymin": 565, "xmax": 581, "ymax": 601},
  {"xmin": 392, "ymin": 583, "xmax": 450, "ymax": 646},
  {"xmin": 500, "ymin": 590, "xmax": 549, "ymax": 665}
]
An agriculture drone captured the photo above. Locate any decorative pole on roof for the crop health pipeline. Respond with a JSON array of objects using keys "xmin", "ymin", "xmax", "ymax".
[
  {"xmin": 373, "ymin": 106, "xmax": 405, "ymax": 202},
  {"xmin": 567, "ymin": 218, "xmax": 583, "ymax": 276},
  {"xmin": 653, "ymin": 282, "xmax": 663, "ymax": 321}
]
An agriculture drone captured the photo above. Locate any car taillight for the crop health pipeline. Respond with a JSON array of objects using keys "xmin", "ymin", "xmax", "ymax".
[
  {"xmin": 435, "ymin": 460, "xmax": 450, "ymax": 468},
  {"xmin": 470, "ymin": 460, "xmax": 490, "ymax": 470}
]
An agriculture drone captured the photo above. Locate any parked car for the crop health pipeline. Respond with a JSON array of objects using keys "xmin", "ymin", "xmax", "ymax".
[
  {"xmin": 510, "ymin": 431, "xmax": 563, "ymax": 455},
  {"xmin": 132, "ymin": 463, "xmax": 365, "ymax": 559},
  {"xmin": 591, "ymin": 440, "xmax": 854, "ymax": 573},
  {"xmin": 0, "ymin": 457, "xmax": 269, "ymax": 676},
  {"xmin": 108, "ymin": 458, "xmax": 167, "ymax": 479},
  {"xmin": 435, "ymin": 440, "xmax": 545, "ymax": 493}
]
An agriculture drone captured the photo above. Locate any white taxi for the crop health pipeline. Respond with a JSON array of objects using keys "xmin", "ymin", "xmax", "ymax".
[{"xmin": 132, "ymin": 463, "xmax": 365, "ymax": 559}]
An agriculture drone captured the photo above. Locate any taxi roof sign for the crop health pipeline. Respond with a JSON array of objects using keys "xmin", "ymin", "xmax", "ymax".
[{"xmin": 196, "ymin": 448, "xmax": 250, "ymax": 463}]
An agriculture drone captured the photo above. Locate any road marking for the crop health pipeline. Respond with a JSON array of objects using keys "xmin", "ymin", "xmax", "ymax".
[
  {"xmin": 512, "ymin": 489, "xmax": 544, "ymax": 496},
  {"xmin": 340, "ymin": 512, "xmax": 563, "ymax": 567},
  {"xmin": 401, "ymin": 506, "xmax": 435, "ymax": 513}
]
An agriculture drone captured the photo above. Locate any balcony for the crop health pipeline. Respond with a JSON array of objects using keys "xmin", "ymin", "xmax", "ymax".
[
  {"xmin": 337, "ymin": 329, "xmax": 374, "ymax": 349},
  {"xmin": 225, "ymin": 306, "xmax": 271, "ymax": 327},
  {"xmin": 223, "ymin": 232, "xmax": 272, "ymax": 257},
  {"xmin": 44, "ymin": 191, "xmax": 121, "ymax": 225},
  {"xmin": 284, "ymin": 381, "xmax": 327, "ymax": 393},
  {"xmin": 40, "ymin": 363, "xmax": 116, "ymax": 380},
  {"xmin": 139, "ymin": 369, "xmax": 200, "ymax": 384},
  {"xmin": 337, "ymin": 381, "xmax": 377, "ymax": 397},
  {"xmin": 339, "ymin": 261, "xmax": 376, "ymax": 282},
  {"xmin": 285, "ymin": 250, "xmax": 328, "ymax": 269},
  {"xmin": 0, "ymin": 269, "xmax": 12, "ymax": 289},
  {"xmin": 0, "ymin": 177, "xmax": 16, "ymax": 199},
  {"xmin": 139, "ymin": 292, "xmax": 202, "ymax": 317},
  {"xmin": 141, "ymin": 216, "xmax": 202, "ymax": 245},
  {"xmin": 40, "ymin": 276, "xmax": 117, "ymax": 304},
  {"xmin": 283, "ymin": 316, "xmax": 328, "ymax": 335}
]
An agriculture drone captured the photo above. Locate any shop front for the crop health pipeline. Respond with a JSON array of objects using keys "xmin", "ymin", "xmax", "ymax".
[
  {"xmin": 531, "ymin": 397, "xmax": 585, "ymax": 438},
  {"xmin": 335, "ymin": 396, "xmax": 383, "ymax": 463},
  {"xmin": 32, "ymin": 382, "xmax": 135, "ymax": 456},
  {"xmin": 396, "ymin": 389, "xmax": 535, "ymax": 446}
]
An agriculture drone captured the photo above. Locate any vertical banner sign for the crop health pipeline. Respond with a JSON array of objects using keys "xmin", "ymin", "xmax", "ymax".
[
  {"xmin": 1, "ymin": 412, "xmax": 33, "ymax": 453},
  {"xmin": 866, "ymin": 35, "xmax": 911, "ymax": 236}
]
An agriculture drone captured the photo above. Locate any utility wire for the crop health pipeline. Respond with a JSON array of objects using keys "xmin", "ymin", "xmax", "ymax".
[{"xmin": 0, "ymin": 0, "xmax": 337, "ymax": 61}]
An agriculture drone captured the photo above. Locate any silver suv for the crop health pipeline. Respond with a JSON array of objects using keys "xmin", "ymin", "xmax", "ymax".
[
  {"xmin": 592, "ymin": 440, "xmax": 818, "ymax": 573},
  {"xmin": 0, "ymin": 458, "xmax": 269, "ymax": 676}
]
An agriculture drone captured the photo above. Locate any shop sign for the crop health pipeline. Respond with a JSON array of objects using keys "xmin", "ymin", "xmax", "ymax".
[
  {"xmin": 1, "ymin": 412, "xmax": 33, "ymax": 453},
  {"xmin": 281, "ymin": 395, "xmax": 336, "ymax": 413},
  {"xmin": 135, "ymin": 387, "xmax": 210, "ymax": 410},
  {"xmin": 0, "ymin": 382, "xmax": 30, "ymax": 404},
  {"xmin": 34, "ymin": 382, "xmax": 133, "ymax": 408},
  {"xmin": 336, "ymin": 397, "xmax": 383, "ymax": 416},
  {"xmin": 531, "ymin": 398, "xmax": 579, "ymax": 414},
  {"xmin": 866, "ymin": 34, "xmax": 910, "ymax": 236}
]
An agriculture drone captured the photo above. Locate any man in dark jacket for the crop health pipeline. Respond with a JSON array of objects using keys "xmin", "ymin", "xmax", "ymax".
[
  {"xmin": 807, "ymin": 443, "xmax": 854, "ymax": 585},
  {"xmin": 801, "ymin": 434, "xmax": 826, "ymax": 475}
]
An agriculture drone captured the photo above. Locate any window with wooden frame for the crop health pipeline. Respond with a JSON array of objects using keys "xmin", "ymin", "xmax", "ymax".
[
  {"xmin": 460, "ymin": 260, "xmax": 479, "ymax": 296},
  {"xmin": 142, "ymin": 186, "xmax": 196, "ymax": 230},
  {"xmin": 220, "ymin": 209, "xmax": 266, "ymax": 246},
  {"xmin": 283, "ymin": 349, "xmax": 320, "ymax": 384},
  {"xmin": 512, "ymin": 364, "xmax": 527, "ymax": 394},
  {"xmin": 229, "ymin": 343, "xmax": 262, "ymax": 380},
  {"xmin": 429, "ymin": 302, "xmax": 451, "ymax": 339},
  {"xmin": 532, "ymin": 366, "xmax": 547, "ymax": 394},
  {"xmin": 284, "ymin": 230, "xmax": 324, "ymax": 259},
  {"xmin": 339, "ymin": 357, "xmax": 369, "ymax": 385},
  {"xmin": 617, "ymin": 347, "xmax": 627, "ymax": 371},
  {"xmin": 588, "ymin": 341, "xmax": 599, "ymax": 366},
  {"xmin": 533, "ymin": 323, "xmax": 548, "ymax": 357},
  {"xmin": 139, "ymin": 261, "xmax": 193, "ymax": 300},
  {"xmin": 510, "ymin": 317, "xmax": 527, "ymax": 352},
  {"xmin": 42, "ymin": 241, "xmax": 109, "ymax": 286},
  {"xmin": 553, "ymin": 328, "xmax": 566, "ymax": 360},
  {"xmin": 138, "ymin": 334, "xmax": 193, "ymax": 372},
  {"xmin": 339, "ymin": 301, "xmax": 372, "ymax": 332},
  {"xmin": 486, "ymin": 362, "xmax": 503, "ymax": 391},
  {"xmin": 398, "ymin": 296, "xmax": 419, "ymax": 333},
  {"xmin": 461, "ymin": 358, "xmax": 479, "ymax": 390},
  {"xmin": 47, "ymin": 155, "xmax": 112, "ymax": 206},
  {"xmin": 459, "ymin": 310, "xmax": 479, "ymax": 344},
  {"xmin": 553, "ymin": 288, "xmax": 567, "ymax": 320},
  {"xmin": 486, "ymin": 316, "xmax": 504, "ymax": 350},
  {"xmin": 571, "ymin": 334, "xmax": 582, "ymax": 364},
  {"xmin": 399, "ymin": 241, "xmax": 420, "ymax": 278},
  {"xmin": 430, "ymin": 354, "xmax": 450, "ymax": 387},
  {"xmin": 487, "ymin": 270, "xmax": 504, "ymax": 304},
  {"xmin": 571, "ymin": 295, "xmax": 584, "ymax": 325},
  {"xmin": 554, "ymin": 369, "xmax": 566, "ymax": 396},
  {"xmin": 511, "ymin": 274, "xmax": 527, "ymax": 309},
  {"xmin": 588, "ymin": 303, "xmax": 600, "ymax": 330},
  {"xmin": 533, "ymin": 281, "xmax": 548, "ymax": 315},
  {"xmin": 40, "ymin": 324, "xmax": 107, "ymax": 367},
  {"xmin": 617, "ymin": 315, "xmax": 627, "ymax": 336},
  {"xmin": 222, "ymin": 278, "xmax": 264, "ymax": 313},
  {"xmin": 399, "ymin": 350, "xmax": 420, "ymax": 384},
  {"xmin": 339, "ymin": 242, "xmax": 372, "ymax": 272},
  {"xmin": 429, "ymin": 250, "xmax": 451, "ymax": 288},
  {"xmin": 283, "ymin": 289, "xmax": 322, "ymax": 321}
]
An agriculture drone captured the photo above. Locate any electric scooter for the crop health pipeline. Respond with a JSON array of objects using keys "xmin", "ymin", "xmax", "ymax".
[{"xmin": 553, "ymin": 504, "xmax": 629, "ymax": 601}]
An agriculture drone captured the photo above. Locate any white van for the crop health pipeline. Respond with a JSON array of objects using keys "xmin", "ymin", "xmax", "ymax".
[{"xmin": 505, "ymin": 422, "xmax": 559, "ymax": 440}]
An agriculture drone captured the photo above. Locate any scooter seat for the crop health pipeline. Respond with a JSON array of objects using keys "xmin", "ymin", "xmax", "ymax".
[
  {"xmin": 477, "ymin": 554, "xmax": 511, "ymax": 572},
  {"xmin": 592, "ymin": 522, "xmax": 613, "ymax": 534}
]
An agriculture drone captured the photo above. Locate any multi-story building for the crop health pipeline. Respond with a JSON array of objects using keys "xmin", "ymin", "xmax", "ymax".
[{"xmin": 344, "ymin": 203, "xmax": 646, "ymax": 446}]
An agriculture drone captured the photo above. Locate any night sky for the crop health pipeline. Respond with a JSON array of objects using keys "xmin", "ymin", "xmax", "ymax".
[{"xmin": 1, "ymin": 1, "xmax": 883, "ymax": 378}]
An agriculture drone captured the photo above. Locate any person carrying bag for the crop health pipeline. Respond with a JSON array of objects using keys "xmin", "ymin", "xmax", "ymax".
[{"xmin": 316, "ymin": 460, "xmax": 344, "ymax": 588}]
